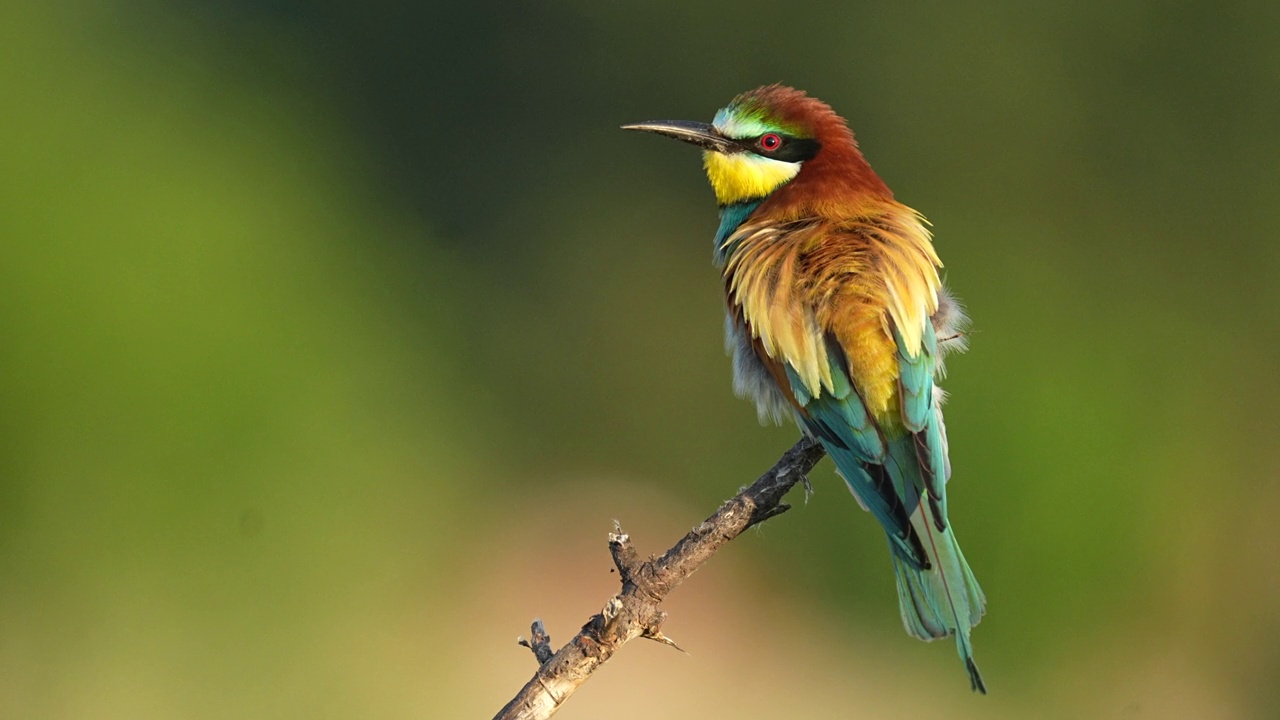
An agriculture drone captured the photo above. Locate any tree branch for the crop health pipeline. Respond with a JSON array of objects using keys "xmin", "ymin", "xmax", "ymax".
[{"xmin": 493, "ymin": 436, "xmax": 827, "ymax": 720}]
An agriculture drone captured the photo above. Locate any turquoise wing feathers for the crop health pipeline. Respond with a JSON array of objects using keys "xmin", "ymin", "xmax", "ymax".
[
  {"xmin": 786, "ymin": 350, "xmax": 930, "ymax": 572},
  {"xmin": 895, "ymin": 322, "xmax": 949, "ymax": 529}
]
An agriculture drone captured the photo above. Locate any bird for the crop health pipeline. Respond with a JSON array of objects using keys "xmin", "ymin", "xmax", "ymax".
[{"xmin": 623, "ymin": 85, "xmax": 987, "ymax": 693}]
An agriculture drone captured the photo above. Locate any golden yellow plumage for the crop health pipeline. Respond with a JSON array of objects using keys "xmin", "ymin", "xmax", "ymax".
[{"xmin": 722, "ymin": 202, "xmax": 941, "ymax": 421}]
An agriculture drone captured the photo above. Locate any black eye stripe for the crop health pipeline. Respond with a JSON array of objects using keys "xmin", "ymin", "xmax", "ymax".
[{"xmin": 737, "ymin": 134, "xmax": 821, "ymax": 163}]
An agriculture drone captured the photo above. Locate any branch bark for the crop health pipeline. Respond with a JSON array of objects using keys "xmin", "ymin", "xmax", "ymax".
[{"xmin": 493, "ymin": 436, "xmax": 827, "ymax": 720}]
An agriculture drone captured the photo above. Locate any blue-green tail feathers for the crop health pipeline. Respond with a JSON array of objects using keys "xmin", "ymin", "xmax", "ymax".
[
  {"xmin": 804, "ymin": 406, "xmax": 988, "ymax": 693},
  {"xmin": 890, "ymin": 508, "xmax": 987, "ymax": 693}
]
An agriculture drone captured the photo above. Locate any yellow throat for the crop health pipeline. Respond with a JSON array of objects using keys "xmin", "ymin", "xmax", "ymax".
[{"xmin": 703, "ymin": 151, "xmax": 801, "ymax": 206}]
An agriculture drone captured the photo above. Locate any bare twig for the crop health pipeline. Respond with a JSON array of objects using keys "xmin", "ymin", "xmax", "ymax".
[
  {"xmin": 516, "ymin": 620, "xmax": 554, "ymax": 665},
  {"xmin": 493, "ymin": 436, "xmax": 827, "ymax": 720}
]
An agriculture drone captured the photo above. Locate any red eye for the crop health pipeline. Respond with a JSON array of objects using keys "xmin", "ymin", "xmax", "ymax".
[{"xmin": 759, "ymin": 133, "xmax": 782, "ymax": 151}]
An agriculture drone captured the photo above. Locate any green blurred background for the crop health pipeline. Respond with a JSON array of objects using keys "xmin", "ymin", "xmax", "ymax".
[{"xmin": 3, "ymin": 2, "xmax": 1278, "ymax": 718}]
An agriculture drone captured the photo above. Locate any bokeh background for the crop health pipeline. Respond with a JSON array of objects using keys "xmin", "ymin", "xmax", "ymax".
[{"xmin": 3, "ymin": 2, "xmax": 1278, "ymax": 718}]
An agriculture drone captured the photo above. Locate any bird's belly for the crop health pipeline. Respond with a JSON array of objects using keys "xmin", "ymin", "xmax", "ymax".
[{"xmin": 724, "ymin": 313, "xmax": 795, "ymax": 426}]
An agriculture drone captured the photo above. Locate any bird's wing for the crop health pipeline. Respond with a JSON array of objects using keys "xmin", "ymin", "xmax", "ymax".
[
  {"xmin": 894, "ymin": 319, "xmax": 950, "ymax": 530},
  {"xmin": 724, "ymin": 208, "xmax": 985, "ymax": 687},
  {"xmin": 721, "ymin": 212, "xmax": 947, "ymax": 567},
  {"xmin": 792, "ymin": 341, "xmax": 931, "ymax": 568}
]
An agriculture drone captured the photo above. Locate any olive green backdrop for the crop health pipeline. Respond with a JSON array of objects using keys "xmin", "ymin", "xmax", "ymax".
[{"xmin": 3, "ymin": 2, "xmax": 1277, "ymax": 718}]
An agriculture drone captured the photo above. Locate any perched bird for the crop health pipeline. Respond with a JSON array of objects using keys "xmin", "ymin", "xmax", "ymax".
[{"xmin": 623, "ymin": 85, "xmax": 986, "ymax": 692}]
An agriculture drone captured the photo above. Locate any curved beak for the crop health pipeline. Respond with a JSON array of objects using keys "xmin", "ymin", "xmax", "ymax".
[{"xmin": 621, "ymin": 120, "xmax": 738, "ymax": 153}]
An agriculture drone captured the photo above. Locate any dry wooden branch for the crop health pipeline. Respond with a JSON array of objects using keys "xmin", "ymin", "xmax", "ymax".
[{"xmin": 493, "ymin": 436, "xmax": 827, "ymax": 720}]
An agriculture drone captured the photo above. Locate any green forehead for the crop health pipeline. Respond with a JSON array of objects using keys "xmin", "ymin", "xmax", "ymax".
[{"xmin": 712, "ymin": 102, "xmax": 803, "ymax": 140}]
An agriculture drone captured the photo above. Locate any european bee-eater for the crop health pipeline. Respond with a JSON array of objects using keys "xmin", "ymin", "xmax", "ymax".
[{"xmin": 624, "ymin": 85, "xmax": 986, "ymax": 692}]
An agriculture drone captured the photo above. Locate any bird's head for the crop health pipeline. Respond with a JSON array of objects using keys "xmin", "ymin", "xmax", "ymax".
[{"xmin": 624, "ymin": 84, "xmax": 889, "ymax": 209}]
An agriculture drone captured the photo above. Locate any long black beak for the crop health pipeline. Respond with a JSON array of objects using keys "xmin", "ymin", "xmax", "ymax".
[{"xmin": 621, "ymin": 120, "xmax": 738, "ymax": 153}]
